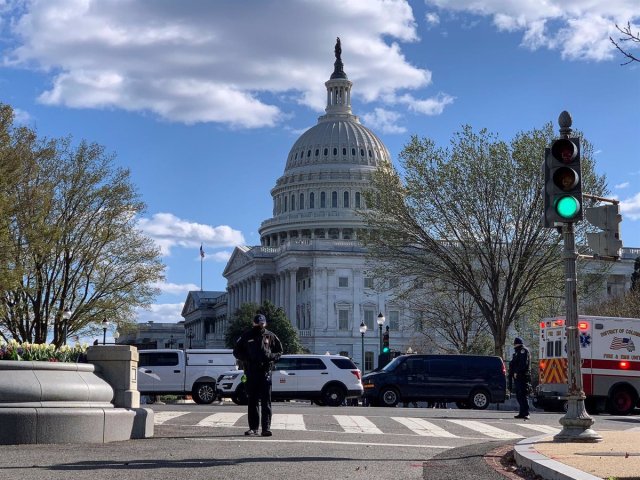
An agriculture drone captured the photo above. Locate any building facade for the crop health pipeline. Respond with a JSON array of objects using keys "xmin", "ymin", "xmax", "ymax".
[{"xmin": 181, "ymin": 40, "xmax": 639, "ymax": 371}]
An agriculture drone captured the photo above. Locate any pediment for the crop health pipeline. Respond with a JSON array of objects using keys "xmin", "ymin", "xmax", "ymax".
[
  {"xmin": 181, "ymin": 292, "xmax": 198, "ymax": 316},
  {"xmin": 222, "ymin": 246, "xmax": 252, "ymax": 277}
]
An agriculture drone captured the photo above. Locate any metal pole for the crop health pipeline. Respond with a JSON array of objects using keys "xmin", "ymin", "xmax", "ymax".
[
  {"xmin": 102, "ymin": 327, "xmax": 107, "ymax": 346},
  {"xmin": 379, "ymin": 325, "xmax": 383, "ymax": 353},
  {"xmin": 361, "ymin": 332, "xmax": 365, "ymax": 373},
  {"xmin": 554, "ymin": 222, "xmax": 601, "ymax": 442}
]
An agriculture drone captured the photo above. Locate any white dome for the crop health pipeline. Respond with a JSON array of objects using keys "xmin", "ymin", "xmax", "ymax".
[{"xmin": 258, "ymin": 38, "xmax": 391, "ymax": 246}]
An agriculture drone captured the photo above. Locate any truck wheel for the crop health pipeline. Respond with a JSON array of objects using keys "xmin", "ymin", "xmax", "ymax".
[
  {"xmin": 231, "ymin": 385, "xmax": 248, "ymax": 405},
  {"xmin": 607, "ymin": 387, "xmax": 637, "ymax": 416},
  {"xmin": 380, "ymin": 387, "xmax": 399, "ymax": 407},
  {"xmin": 469, "ymin": 388, "xmax": 490, "ymax": 410},
  {"xmin": 193, "ymin": 383, "xmax": 216, "ymax": 404},
  {"xmin": 322, "ymin": 384, "xmax": 346, "ymax": 406}
]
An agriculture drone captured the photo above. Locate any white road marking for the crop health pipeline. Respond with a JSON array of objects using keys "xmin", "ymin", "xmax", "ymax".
[
  {"xmin": 197, "ymin": 412, "xmax": 245, "ymax": 427},
  {"xmin": 334, "ymin": 415, "xmax": 383, "ymax": 434},
  {"xmin": 154, "ymin": 411, "xmax": 190, "ymax": 425},
  {"xmin": 447, "ymin": 420, "xmax": 523, "ymax": 439},
  {"xmin": 392, "ymin": 417, "xmax": 458, "ymax": 437},
  {"xmin": 271, "ymin": 414, "xmax": 306, "ymax": 430},
  {"xmin": 517, "ymin": 423, "xmax": 561, "ymax": 434},
  {"xmin": 190, "ymin": 438, "xmax": 452, "ymax": 449}
]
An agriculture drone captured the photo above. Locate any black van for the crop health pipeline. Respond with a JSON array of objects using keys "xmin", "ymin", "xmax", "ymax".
[{"xmin": 362, "ymin": 354, "xmax": 507, "ymax": 408}]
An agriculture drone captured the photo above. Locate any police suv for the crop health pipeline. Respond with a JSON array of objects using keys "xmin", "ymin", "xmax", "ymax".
[{"xmin": 217, "ymin": 354, "xmax": 364, "ymax": 406}]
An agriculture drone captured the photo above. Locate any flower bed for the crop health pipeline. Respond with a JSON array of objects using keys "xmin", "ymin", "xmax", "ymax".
[{"xmin": 0, "ymin": 340, "xmax": 87, "ymax": 363}]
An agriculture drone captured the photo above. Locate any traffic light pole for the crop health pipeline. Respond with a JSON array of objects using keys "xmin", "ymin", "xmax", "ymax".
[{"xmin": 554, "ymin": 222, "xmax": 601, "ymax": 442}]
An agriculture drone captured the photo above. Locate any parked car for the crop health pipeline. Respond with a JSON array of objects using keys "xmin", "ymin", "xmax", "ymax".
[
  {"xmin": 216, "ymin": 354, "xmax": 363, "ymax": 406},
  {"xmin": 362, "ymin": 354, "xmax": 507, "ymax": 408},
  {"xmin": 138, "ymin": 349, "xmax": 236, "ymax": 404}
]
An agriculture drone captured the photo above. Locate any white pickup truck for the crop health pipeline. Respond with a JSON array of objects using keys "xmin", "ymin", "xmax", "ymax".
[{"xmin": 138, "ymin": 349, "xmax": 236, "ymax": 404}]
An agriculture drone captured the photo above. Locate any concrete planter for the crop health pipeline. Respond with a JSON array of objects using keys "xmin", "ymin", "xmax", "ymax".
[{"xmin": 0, "ymin": 356, "xmax": 152, "ymax": 445}]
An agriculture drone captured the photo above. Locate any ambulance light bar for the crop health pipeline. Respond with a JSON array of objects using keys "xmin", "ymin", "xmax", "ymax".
[{"xmin": 578, "ymin": 321, "xmax": 590, "ymax": 331}]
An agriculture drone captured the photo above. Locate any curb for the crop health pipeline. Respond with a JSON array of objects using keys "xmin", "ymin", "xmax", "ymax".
[{"xmin": 514, "ymin": 434, "xmax": 602, "ymax": 480}]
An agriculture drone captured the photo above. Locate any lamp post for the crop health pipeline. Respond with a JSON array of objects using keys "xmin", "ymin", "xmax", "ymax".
[
  {"xmin": 62, "ymin": 309, "xmax": 72, "ymax": 346},
  {"xmin": 102, "ymin": 318, "xmax": 109, "ymax": 345},
  {"xmin": 377, "ymin": 312, "xmax": 385, "ymax": 353},
  {"xmin": 113, "ymin": 330, "xmax": 120, "ymax": 345},
  {"xmin": 187, "ymin": 327, "xmax": 194, "ymax": 349},
  {"xmin": 359, "ymin": 321, "xmax": 367, "ymax": 373},
  {"xmin": 169, "ymin": 335, "xmax": 175, "ymax": 349}
]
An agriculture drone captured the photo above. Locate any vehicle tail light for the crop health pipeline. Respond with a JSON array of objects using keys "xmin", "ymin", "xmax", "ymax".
[
  {"xmin": 619, "ymin": 361, "xmax": 630, "ymax": 369},
  {"xmin": 351, "ymin": 369, "xmax": 361, "ymax": 380},
  {"xmin": 501, "ymin": 361, "xmax": 506, "ymax": 375}
]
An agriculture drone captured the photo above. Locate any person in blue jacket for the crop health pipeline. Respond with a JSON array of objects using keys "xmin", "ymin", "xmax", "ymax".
[{"xmin": 509, "ymin": 337, "xmax": 531, "ymax": 420}]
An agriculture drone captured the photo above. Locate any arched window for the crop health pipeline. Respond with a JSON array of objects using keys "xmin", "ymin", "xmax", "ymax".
[
  {"xmin": 309, "ymin": 192, "xmax": 315, "ymax": 209},
  {"xmin": 343, "ymin": 191, "xmax": 349, "ymax": 208},
  {"xmin": 333, "ymin": 147, "xmax": 337, "ymax": 155},
  {"xmin": 324, "ymin": 148, "xmax": 328, "ymax": 156},
  {"xmin": 315, "ymin": 149, "xmax": 319, "ymax": 156},
  {"xmin": 307, "ymin": 150, "xmax": 311, "ymax": 158},
  {"xmin": 299, "ymin": 193, "xmax": 304, "ymax": 210},
  {"xmin": 284, "ymin": 196, "xmax": 288, "ymax": 212},
  {"xmin": 291, "ymin": 194, "xmax": 296, "ymax": 211},
  {"xmin": 360, "ymin": 148, "xmax": 364, "ymax": 156},
  {"xmin": 320, "ymin": 192, "xmax": 326, "ymax": 208},
  {"xmin": 342, "ymin": 147, "xmax": 347, "ymax": 155},
  {"xmin": 355, "ymin": 192, "xmax": 361, "ymax": 208},
  {"xmin": 351, "ymin": 148, "xmax": 356, "ymax": 156},
  {"xmin": 331, "ymin": 191, "xmax": 338, "ymax": 208}
]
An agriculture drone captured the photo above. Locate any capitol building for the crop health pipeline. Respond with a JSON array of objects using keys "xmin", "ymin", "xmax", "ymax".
[{"xmin": 179, "ymin": 40, "xmax": 638, "ymax": 370}]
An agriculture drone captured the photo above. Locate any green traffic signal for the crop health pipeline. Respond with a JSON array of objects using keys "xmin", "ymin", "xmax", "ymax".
[
  {"xmin": 555, "ymin": 195, "xmax": 581, "ymax": 219},
  {"xmin": 382, "ymin": 346, "xmax": 390, "ymax": 353}
]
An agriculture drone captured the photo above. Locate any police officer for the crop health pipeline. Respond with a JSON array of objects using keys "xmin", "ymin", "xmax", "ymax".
[
  {"xmin": 509, "ymin": 337, "xmax": 531, "ymax": 419},
  {"xmin": 233, "ymin": 314, "xmax": 283, "ymax": 436}
]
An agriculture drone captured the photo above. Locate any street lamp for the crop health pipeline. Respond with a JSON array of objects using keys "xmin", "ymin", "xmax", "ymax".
[
  {"xmin": 169, "ymin": 335, "xmax": 175, "ymax": 349},
  {"xmin": 187, "ymin": 328, "xmax": 194, "ymax": 349},
  {"xmin": 359, "ymin": 321, "xmax": 367, "ymax": 373},
  {"xmin": 113, "ymin": 330, "xmax": 120, "ymax": 344},
  {"xmin": 62, "ymin": 309, "xmax": 72, "ymax": 346},
  {"xmin": 377, "ymin": 312, "xmax": 385, "ymax": 353},
  {"xmin": 102, "ymin": 318, "xmax": 109, "ymax": 345}
]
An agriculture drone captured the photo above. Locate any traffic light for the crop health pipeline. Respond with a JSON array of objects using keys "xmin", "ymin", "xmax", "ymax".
[
  {"xmin": 543, "ymin": 137, "xmax": 583, "ymax": 227},
  {"xmin": 382, "ymin": 327, "xmax": 390, "ymax": 353},
  {"xmin": 585, "ymin": 204, "xmax": 623, "ymax": 258}
]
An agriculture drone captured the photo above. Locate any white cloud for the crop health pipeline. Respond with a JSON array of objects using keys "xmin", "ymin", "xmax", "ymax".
[
  {"xmin": 615, "ymin": 182, "xmax": 630, "ymax": 189},
  {"xmin": 153, "ymin": 281, "xmax": 199, "ymax": 295},
  {"xmin": 3, "ymin": 0, "xmax": 430, "ymax": 128},
  {"xmin": 12, "ymin": 107, "xmax": 31, "ymax": 124},
  {"xmin": 425, "ymin": 12, "xmax": 440, "ymax": 28},
  {"xmin": 137, "ymin": 212, "xmax": 245, "ymax": 256},
  {"xmin": 362, "ymin": 108, "xmax": 407, "ymax": 134},
  {"xmin": 135, "ymin": 303, "xmax": 184, "ymax": 324},
  {"xmin": 398, "ymin": 92, "xmax": 456, "ymax": 115},
  {"xmin": 620, "ymin": 192, "xmax": 640, "ymax": 221},
  {"xmin": 425, "ymin": 0, "xmax": 639, "ymax": 61}
]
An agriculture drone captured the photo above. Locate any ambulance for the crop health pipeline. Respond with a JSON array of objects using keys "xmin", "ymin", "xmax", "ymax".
[{"xmin": 534, "ymin": 315, "xmax": 640, "ymax": 415}]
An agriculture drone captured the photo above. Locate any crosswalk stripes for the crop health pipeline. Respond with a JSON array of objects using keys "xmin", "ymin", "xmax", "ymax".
[
  {"xmin": 446, "ymin": 419, "xmax": 523, "ymax": 439},
  {"xmin": 516, "ymin": 423, "xmax": 560, "ymax": 434},
  {"xmin": 153, "ymin": 411, "xmax": 191, "ymax": 425},
  {"xmin": 334, "ymin": 415, "xmax": 383, "ymax": 434},
  {"xmin": 197, "ymin": 412, "xmax": 245, "ymax": 428},
  {"xmin": 392, "ymin": 417, "xmax": 458, "ymax": 437},
  {"xmin": 154, "ymin": 411, "xmax": 561, "ymax": 440},
  {"xmin": 271, "ymin": 413, "xmax": 306, "ymax": 430}
]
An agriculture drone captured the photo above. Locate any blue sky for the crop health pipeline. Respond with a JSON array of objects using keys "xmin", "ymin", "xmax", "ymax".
[{"xmin": 1, "ymin": 0, "xmax": 638, "ymax": 325}]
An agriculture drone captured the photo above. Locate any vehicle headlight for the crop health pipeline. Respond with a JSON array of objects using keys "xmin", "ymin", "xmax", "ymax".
[{"xmin": 221, "ymin": 374, "xmax": 239, "ymax": 380}]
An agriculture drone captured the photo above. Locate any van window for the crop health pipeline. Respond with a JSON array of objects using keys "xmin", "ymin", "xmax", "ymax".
[
  {"xmin": 427, "ymin": 358, "xmax": 458, "ymax": 375},
  {"xmin": 139, "ymin": 352, "xmax": 179, "ymax": 367}
]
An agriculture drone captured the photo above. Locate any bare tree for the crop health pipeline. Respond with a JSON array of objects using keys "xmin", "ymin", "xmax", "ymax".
[
  {"xmin": 361, "ymin": 124, "xmax": 607, "ymax": 358},
  {"xmin": 610, "ymin": 22, "xmax": 640, "ymax": 65}
]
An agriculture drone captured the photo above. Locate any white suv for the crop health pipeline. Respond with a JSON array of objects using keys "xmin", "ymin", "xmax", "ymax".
[{"xmin": 216, "ymin": 354, "xmax": 363, "ymax": 406}]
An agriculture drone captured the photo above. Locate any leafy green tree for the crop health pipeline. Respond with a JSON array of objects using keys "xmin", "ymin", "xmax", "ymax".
[
  {"xmin": 361, "ymin": 123, "xmax": 607, "ymax": 358},
  {"xmin": 225, "ymin": 301, "xmax": 304, "ymax": 354},
  {"xmin": 0, "ymin": 103, "xmax": 165, "ymax": 346}
]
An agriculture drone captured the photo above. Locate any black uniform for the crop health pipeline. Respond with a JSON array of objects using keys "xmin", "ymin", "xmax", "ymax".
[
  {"xmin": 233, "ymin": 320, "xmax": 282, "ymax": 435},
  {"xmin": 509, "ymin": 341, "xmax": 531, "ymax": 418}
]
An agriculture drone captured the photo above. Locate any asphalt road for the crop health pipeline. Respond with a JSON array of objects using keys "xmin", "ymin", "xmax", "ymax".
[{"xmin": 0, "ymin": 402, "xmax": 631, "ymax": 480}]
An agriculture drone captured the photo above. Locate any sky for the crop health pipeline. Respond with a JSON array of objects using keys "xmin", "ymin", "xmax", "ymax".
[{"xmin": 0, "ymin": 0, "xmax": 638, "ymax": 326}]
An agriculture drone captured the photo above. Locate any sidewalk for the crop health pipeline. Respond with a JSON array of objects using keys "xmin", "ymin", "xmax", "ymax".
[{"xmin": 515, "ymin": 426, "xmax": 640, "ymax": 479}]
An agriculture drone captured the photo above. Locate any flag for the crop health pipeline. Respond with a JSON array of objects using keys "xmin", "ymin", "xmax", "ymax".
[
  {"xmin": 200, "ymin": 244, "xmax": 205, "ymax": 259},
  {"xmin": 610, "ymin": 337, "xmax": 635, "ymax": 352}
]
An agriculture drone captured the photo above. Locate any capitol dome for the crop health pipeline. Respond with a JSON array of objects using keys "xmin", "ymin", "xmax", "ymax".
[{"xmin": 259, "ymin": 38, "xmax": 391, "ymax": 247}]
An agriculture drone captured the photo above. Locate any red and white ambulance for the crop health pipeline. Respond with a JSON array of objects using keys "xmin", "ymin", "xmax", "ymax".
[{"xmin": 534, "ymin": 315, "xmax": 640, "ymax": 415}]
